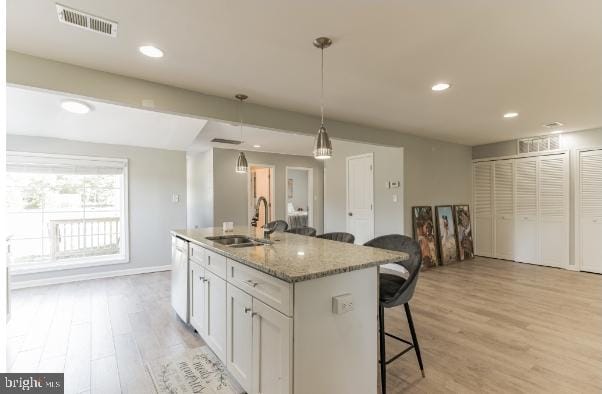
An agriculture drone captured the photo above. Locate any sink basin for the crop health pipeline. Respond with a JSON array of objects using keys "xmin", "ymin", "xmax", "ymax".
[{"xmin": 206, "ymin": 235, "xmax": 273, "ymax": 248}]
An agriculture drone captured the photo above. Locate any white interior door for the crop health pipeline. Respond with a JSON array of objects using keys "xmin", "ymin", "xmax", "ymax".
[
  {"xmin": 494, "ymin": 160, "xmax": 514, "ymax": 260},
  {"xmin": 580, "ymin": 149, "xmax": 602, "ymax": 273},
  {"xmin": 473, "ymin": 161, "xmax": 494, "ymax": 257},
  {"xmin": 538, "ymin": 153, "xmax": 569, "ymax": 268},
  {"xmin": 346, "ymin": 154, "xmax": 374, "ymax": 244},
  {"xmin": 514, "ymin": 157, "xmax": 538, "ymax": 264}
]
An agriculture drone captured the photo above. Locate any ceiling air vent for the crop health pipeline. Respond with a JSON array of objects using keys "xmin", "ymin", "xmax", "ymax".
[
  {"xmin": 210, "ymin": 138, "xmax": 242, "ymax": 145},
  {"xmin": 56, "ymin": 4, "xmax": 118, "ymax": 37},
  {"xmin": 518, "ymin": 135, "xmax": 561, "ymax": 154}
]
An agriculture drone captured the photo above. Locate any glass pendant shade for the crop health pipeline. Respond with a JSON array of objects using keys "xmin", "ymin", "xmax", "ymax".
[
  {"xmin": 313, "ymin": 125, "xmax": 333, "ymax": 160},
  {"xmin": 235, "ymin": 151, "xmax": 248, "ymax": 173}
]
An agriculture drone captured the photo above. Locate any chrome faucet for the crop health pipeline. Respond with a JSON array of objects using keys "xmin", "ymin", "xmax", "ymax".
[{"xmin": 251, "ymin": 196, "xmax": 270, "ymax": 228}]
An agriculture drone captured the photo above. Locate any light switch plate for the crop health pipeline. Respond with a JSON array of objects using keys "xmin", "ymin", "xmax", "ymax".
[
  {"xmin": 332, "ymin": 293, "xmax": 354, "ymax": 314},
  {"xmin": 172, "ymin": 193, "xmax": 180, "ymax": 203}
]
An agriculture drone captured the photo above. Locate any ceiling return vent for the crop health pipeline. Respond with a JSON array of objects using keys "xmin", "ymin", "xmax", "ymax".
[
  {"xmin": 210, "ymin": 138, "xmax": 242, "ymax": 145},
  {"xmin": 518, "ymin": 135, "xmax": 561, "ymax": 154},
  {"xmin": 56, "ymin": 4, "xmax": 118, "ymax": 37}
]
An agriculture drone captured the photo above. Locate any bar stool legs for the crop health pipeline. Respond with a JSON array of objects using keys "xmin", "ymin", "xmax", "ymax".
[
  {"xmin": 379, "ymin": 304, "xmax": 387, "ymax": 393},
  {"xmin": 404, "ymin": 303, "xmax": 425, "ymax": 378},
  {"xmin": 378, "ymin": 303, "xmax": 425, "ymax": 394}
]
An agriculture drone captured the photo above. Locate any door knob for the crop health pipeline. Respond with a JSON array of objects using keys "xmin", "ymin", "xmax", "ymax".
[{"xmin": 348, "ymin": 212, "xmax": 353, "ymax": 216}]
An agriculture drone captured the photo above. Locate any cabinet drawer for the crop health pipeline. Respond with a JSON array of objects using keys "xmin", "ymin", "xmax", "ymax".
[
  {"xmin": 228, "ymin": 260, "xmax": 293, "ymax": 316},
  {"xmin": 206, "ymin": 249, "xmax": 227, "ymax": 279},
  {"xmin": 189, "ymin": 243, "xmax": 206, "ymax": 265}
]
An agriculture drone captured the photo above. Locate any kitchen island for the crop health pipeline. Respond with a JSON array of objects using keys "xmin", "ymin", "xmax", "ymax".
[{"xmin": 171, "ymin": 227, "xmax": 408, "ymax": 394}]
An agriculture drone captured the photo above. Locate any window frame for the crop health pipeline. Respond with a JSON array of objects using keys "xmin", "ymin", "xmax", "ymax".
[{"xmin": 6, "ymin": 151, "xmax": 130, "ymax": 274}]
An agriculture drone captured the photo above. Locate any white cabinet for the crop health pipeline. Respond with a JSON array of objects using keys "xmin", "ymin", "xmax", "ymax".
[
  {"xmin": 227, "ymin": 283, "xmax": 254, "ymax": 393},
  {"xmin": 514, "ymin": 157, "xmax": 539, "ymax": 264},
  {"xmin": 252, "ymin": 298, "xmax": 292, "ymax": 394},
  {"xmin": 494, "ymin": 160, "xmax": 514, "ymax": 259},
  {"xmin": 189, "ymin": 261, "xmax": 207, "ymax": 336},
  {"xmin": 473, "ymin": 152, "xmax": 569, "ymax": 268},
  {"xmin": 473, "ymin": 161, "xmax": 494, "ymax": 257},
  {"xmin": 205, "ymin": 270, "xmax": 227, "ymax": 363},
  {"xmin": 538, "ymin": 154, "xmax": 569, "ymax": 267},
  {"xmin": 579, "ymin": 149, "xmax": 602, "ymax": 273}
]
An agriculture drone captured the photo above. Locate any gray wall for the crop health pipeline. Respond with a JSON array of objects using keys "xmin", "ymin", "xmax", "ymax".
[
  {"xmin": 7, "ymin": 135, "xmax": 187, "ymax": 283},
  {"xmin": 324, "ymin": 140, "xmax": 404, "ymax": 236},
  {"xmin": 287, "ymin": 169, "xmax": 309, "ymax": 211},
  {"xmin": 471, "ymin": 127, "xmax": 602, "ymax": 266},
  {"xmin": 212, "ymin": 148, "xmax": 324, "ymax": 233},
  {"xmin": 187, "ymin": 150, "xmax": 214, "ymax": 229}
]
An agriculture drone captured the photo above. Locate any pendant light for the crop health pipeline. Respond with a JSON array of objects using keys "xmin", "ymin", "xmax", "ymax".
[
  {"xmin": 235, "ymin": 94, "xmax": 249, "ymax": 174},
  {"xmin": 313, "ymin": 37, "xmax": 333, "ymax": 160}
]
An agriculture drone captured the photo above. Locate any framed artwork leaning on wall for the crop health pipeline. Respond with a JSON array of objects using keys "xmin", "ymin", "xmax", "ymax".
[
  {"xmin": 453, "ymin": 204, "xmax": 474, "ymax": 260},
  {"xmin": 411, "ymin": 206, "xmax": 439, "ymax": 269},
  {"xmin": 435, "ymin": 205, "xmax": 459, "ymax": 265}
]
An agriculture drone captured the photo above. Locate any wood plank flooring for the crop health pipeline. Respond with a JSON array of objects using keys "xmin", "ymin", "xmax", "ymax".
[{"xmin": 7, "ymin": 257, "xmax": 602, "ymax": 393}]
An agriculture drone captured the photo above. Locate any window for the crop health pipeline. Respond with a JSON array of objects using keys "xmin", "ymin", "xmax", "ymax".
[{"xmin": 6, "ymin": 152, "xmax": 129, "ymax": 273}]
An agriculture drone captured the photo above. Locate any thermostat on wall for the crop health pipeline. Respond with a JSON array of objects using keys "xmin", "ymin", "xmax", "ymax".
[{"xmin": 390, "ymin": 181, "xmax": 401, "ymax": 188}]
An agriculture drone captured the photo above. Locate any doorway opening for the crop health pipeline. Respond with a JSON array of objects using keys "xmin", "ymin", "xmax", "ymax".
[
  {"xmin": 285, "ymin": 167, "xmax": 314, "ymax": 228},
  {"xmin": 248, "ymin": 164, "xmax": 275, "ymax": 227}
]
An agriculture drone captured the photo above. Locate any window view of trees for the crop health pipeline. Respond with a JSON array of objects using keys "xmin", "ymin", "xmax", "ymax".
[{"xmin": 6, "ymin": 172, "xmax": 123, "ymax": 265}]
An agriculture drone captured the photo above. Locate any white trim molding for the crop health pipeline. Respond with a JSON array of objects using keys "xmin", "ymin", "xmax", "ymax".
[{"xmin": 10, "ymin": 264, "xmax": 171, "ymax": 289}]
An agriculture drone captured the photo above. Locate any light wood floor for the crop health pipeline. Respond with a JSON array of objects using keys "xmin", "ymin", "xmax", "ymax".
[{"xmin": 7, "ymin": 257, "xmax": 602, "ymax": 393}]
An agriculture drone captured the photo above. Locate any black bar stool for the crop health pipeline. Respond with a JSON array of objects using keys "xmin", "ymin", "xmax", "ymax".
[
  {"xmin": 364, "ymin": 234, "xmax": 425, "ymax": 394},
  {"xmin": 316, "ymin": 232, "xmax": 355, "ymax": 244},
  {"xmin": 285, "ymin": 226, "xmax": 317, "ymax": 236}
]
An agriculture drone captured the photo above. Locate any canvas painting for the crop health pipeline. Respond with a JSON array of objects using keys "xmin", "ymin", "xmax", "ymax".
[
  {"xmin": 412, "ymin": 206, "xmax": 439, "ymax": 269},
  {"xmin": 453, "ymin": 205, "xmax": 474, "ymax": 260},
  {"xmin": 435, "ymin": 206, "xmax": 458, "ymax": 265}
]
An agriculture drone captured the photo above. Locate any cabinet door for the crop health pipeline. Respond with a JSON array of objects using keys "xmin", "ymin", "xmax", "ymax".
[
  {"xmin": 494, "ymin": 160, "xmax": 515, "ymax": 260},
  {"xmin": 189, "ymin": 262, "xmax": 207, "ymax": 336},
  {"xmin": 580, "ymin": 150, "xmax": 602, "ymax": 273},
  {"xmin": 473, "ymin": 161, "xmax": 494, "ymax": 257},
  {"xmin": 205, "ymin": 270, "xmax": 227, "ymax": 363},
  {"xmin": 538, "ymin": 154, "xmax": 569, "ymax": 268},
  {"xmin": 252, "ymin": 299, "xmax": 292, "ymax": 394},
  {"xmin": 227, "ymin": 284, "xmax": 253, "ymax": 393},
  {"xmin": 514, "ymin": 157, "xmax": 538, "ymax": 264}
]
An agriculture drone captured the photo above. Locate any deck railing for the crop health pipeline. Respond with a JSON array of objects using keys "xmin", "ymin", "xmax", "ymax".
[{"xmin": 49, "ymin": 217, "xmax": 120, "ymax": 259}]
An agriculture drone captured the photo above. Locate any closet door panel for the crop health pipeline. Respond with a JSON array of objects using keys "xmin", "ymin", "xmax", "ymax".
[
  {"xmin": 580, "ymin": 150, "xmax": 602, "ymax": 273},
  {"xmin": 514, "ymin": 157, "xmax": 538, "ymax": 264},
  {"xmin": 538, "ymin": 154, "xmax": 569, "ymax": 268},
  {"xmin": 474, "ymin": 162, "xmax": 494, "ymax": 257},
  {"xmin": 494, "ymin": 160, "xmax": 514, "ymax": 260}
]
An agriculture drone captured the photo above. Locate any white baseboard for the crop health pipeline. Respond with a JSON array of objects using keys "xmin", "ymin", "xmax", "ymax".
[{"xmin": 11, "ymin": 264, "xmax": 172, "ymax": 289}]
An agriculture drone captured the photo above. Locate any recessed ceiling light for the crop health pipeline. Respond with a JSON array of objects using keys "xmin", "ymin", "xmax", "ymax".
[
  {"xmin": 503, "ymin": 112, "xmax": 519, "ymax": 118},
  {"xmin": 253, "ymin": 144, "xmax": 261, "ymax": 148},
  {"xmin": 550, "ymin": 130, "xmax": 564, "ymax": 134},
  {"xmin": 431, "ymin": 83, "xmax": 451, "ymax": 91},
  {"xmin": 297, "ymin": 251, "xmax": 305, "ymax": 256},
  {"xmin": 61, "ymin": 100, "xmax": 92, "ymax": 114},
  {"xmin": 138, "ymin": 45, "xmax": 164, "ymax": 58}
]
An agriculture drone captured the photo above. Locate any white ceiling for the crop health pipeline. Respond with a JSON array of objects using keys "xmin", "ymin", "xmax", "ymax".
[
  {"xmin": 7, "ymin": 1, "xmax": 602, "ymax": 145},
  {"xmin": 7, "ymin": 86, "xmax": 317, "ymax": 155},
  {"xmin": 7, "ymin": 86, "xmax": 207, "ymax": 150},
  {"xmin": 189, "ymin": 121, "xmax": 314, "ymax": 156}
]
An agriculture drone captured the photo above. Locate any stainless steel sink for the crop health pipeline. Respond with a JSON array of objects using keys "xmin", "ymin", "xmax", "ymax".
[{"xmin": 206, "ymin": 235, "xmax": 273, "ymax": 248}]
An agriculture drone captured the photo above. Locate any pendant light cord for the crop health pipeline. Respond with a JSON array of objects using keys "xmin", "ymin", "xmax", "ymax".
[
  {"xmin": 320, "ymin": 47, "xmax": 325, "ymax": 126},
  {"xmin": 239, "ymin": 98, "xmax": 243, "ymax": 142}
]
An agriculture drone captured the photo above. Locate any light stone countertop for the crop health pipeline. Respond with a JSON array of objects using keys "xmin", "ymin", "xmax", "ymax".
[{"xmin": 171, "ymin": 227, "xmax": 408, "ymax": 283}]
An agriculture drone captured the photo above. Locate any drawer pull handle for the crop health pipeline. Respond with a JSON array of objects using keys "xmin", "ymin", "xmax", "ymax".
[
  {"xmin": 244, "ymin": 280, "xmax": 258, "ymax": 287},
  {"xmin": 244, "ymin": 307, "xmax": 252, "ymax": 314}
]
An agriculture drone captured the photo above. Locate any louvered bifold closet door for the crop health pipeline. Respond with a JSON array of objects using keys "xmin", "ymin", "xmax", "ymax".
[
  {"xmin": 494, "ymin": 160, "xmax": 514, "ymax": 260},
  {"xmin": 514, "ymin": 157, "xmax": 538, "ymax": 264},
  {"xmin": 580, "ymin": 149, "xmax": 602, "ymax": 273},
  {"xmin": 473, "ymin": 161, "xmax": 494, "ymax": 257},
  {"xmin": 538, "ymin": 153, "xmax": 569, "ymax": 268}
]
